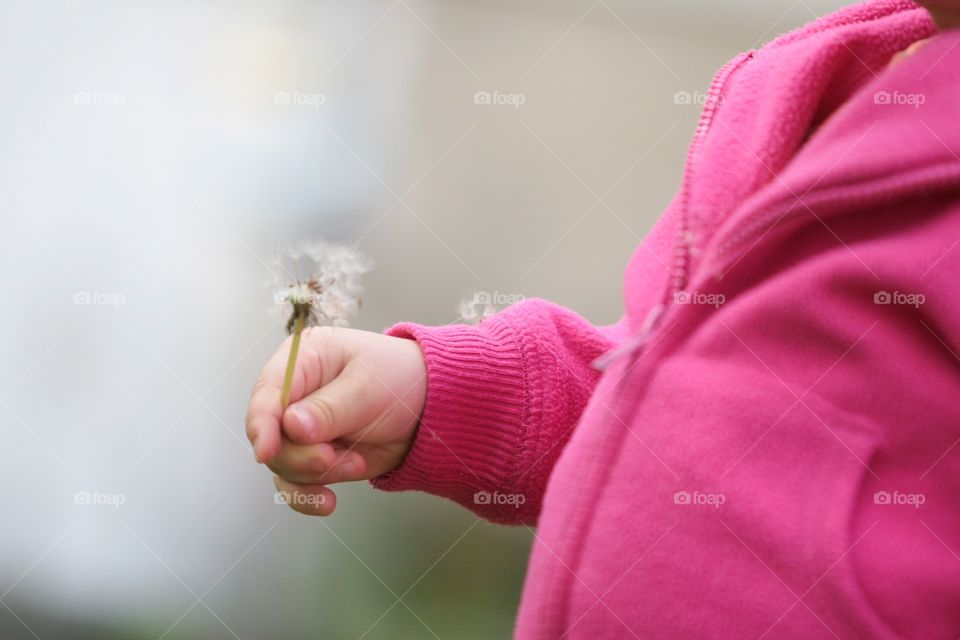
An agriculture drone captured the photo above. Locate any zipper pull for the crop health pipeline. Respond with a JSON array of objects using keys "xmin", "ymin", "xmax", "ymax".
[{"xmin": 592, "ymin": 303, "xmax": 665, "ymax": 371}]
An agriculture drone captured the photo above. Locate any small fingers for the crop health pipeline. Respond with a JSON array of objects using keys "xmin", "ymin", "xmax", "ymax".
[
  {"xmin": 247, "ymin": 380, "xmax": 282, "ymax": 463},
  {"xmin": 267, "ymin": 440, "xmax": 367, "ymax": 485},
  {"xmin": 247, "ymin": 328, "xmax": 346, "ymax": 462},
  {"xmin": 273, "ymin": 475, "xmax": 337, "ymax": 516},
  {"xmin": 282, "ymin": 363, "xmax": 379, "ymax": 445}
]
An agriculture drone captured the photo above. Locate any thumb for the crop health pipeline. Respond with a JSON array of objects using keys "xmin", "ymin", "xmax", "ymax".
[{"xmin": 282, "ymin": 363, "xmax": 379, "ymax": 444}]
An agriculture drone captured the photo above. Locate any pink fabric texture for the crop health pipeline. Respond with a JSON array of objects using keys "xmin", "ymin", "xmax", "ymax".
[{"xmin": 373, "ymin": 1, "xmax": 960, "ymax": 637}]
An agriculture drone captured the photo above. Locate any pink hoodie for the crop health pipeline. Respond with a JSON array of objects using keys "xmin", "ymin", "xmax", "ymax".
[{"xmin": 374, "ymin": 1, "xmax": 960, "ymax": 637}]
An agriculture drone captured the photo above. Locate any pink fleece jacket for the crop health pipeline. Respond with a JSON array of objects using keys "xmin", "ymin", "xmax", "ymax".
[{"xmin": 374, "ymin": 1, "xmax": 960, "ymax": 637}]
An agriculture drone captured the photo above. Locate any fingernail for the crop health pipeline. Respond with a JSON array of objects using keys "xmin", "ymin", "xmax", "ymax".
[
  {"xmin": 290, "ymin": 405, "xmax": 317, "ymax": 438},
  {"xmin": 341, "ymin": 462, "xmax": 356, "ymax": 479}
]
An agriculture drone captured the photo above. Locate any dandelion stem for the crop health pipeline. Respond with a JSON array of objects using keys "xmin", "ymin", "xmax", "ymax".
[{"xmin": 280, "ymin": 307, "xmax": 307, "ymax": 410}]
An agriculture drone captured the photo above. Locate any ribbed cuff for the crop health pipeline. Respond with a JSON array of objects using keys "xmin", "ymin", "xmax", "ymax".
[{"xmin": 371, "ymin": 317, "xmax": 530, "ymax": 515}]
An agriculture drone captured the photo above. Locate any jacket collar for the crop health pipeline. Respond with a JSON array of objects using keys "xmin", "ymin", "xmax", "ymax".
[
  {"xmin": 613, "ymin": 1, "xmax": 950, "ymax": 366},
  {"xmin": 687, "ymin": 1, "xmax": 936, "ymax": 264},
  {"xmin": 705, "ymin": 23, "xmax": 960, "ymax": 278}
]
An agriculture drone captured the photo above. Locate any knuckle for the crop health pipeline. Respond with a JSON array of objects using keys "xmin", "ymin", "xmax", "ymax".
[
  {"xmin": 315, "ymin": 348, "xmax": 336, "ymax": 384},
  {"xmin": 308, "ymin": 395, "xmax": 338, "ymax": 432},
  {"xmin": 245, "ymin": 412, "xmax": 261, "ymax": 441},
  {"xmin": 313, "ymin": 327, "xmax": 351, "ymax": 377},
  {"xmin": 250, "ymin": 374, "xmax": 271, "ymax": 397},
  {"xmin": 244, "ymin": 378, "xmax": 266, "ymax": 437}
]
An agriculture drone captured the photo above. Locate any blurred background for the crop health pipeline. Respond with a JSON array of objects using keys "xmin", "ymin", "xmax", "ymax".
[{"xmin": 0, "ymin": 0, "xmax": 848, "ymax": 637}]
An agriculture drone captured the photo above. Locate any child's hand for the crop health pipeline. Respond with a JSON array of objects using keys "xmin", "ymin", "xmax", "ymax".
[{"xmin": 246, "ymin": 327, "xmax": 426, "ymax": 516}]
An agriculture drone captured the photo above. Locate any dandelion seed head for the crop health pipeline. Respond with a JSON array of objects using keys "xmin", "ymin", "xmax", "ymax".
[{"xmin": 269, "ymin": 240, "xmax": 372, "ymax": 331}]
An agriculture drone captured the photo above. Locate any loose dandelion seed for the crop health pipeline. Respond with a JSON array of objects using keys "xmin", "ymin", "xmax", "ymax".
[
  {"xmin": 270, "ymin": 241, "xmax": 371, "ymax": 410},
  {"xmin": 457, "ymin": 290, "xmax": 498, "ymax": 324}
]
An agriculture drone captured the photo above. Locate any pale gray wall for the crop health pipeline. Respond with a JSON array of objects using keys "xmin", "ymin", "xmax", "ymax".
[{"xmin": 0, "ymin": 1, "xmax": 846, "ymax": 638}]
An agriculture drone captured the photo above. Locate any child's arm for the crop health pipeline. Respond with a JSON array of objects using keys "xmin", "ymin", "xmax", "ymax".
[
  {"xmin": 248, "ymin": 210, "xmax": 675, "ymax": 521},
  {"xmin": 373, "ymin": 299, "xmax": 628, "ymax": 524},
  {"xmin": 245, "ymin": 301, "xmax": 628, "ymax": 523},
  {"xmin": 246, "ymin": 326, "xmax": 429, "ymax": 516}
]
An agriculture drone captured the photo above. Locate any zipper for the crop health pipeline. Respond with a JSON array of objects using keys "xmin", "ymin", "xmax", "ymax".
[
  {"xmin": 591, "ymin": 303, "xmax": 664, "ymax": 370},
  {"xmin": 554, "ymin": 54, "xmax": 752, "ymax": 621},
  {"xmin": 563, "ymin": 53, "xmax": 758, "ymax": 633},
  {"xmin": 593, "ymin": 50, "xmax": 755, "ymax": 371},
  {"xmin": 668, "ymin": 52, "xmax": 753, "ymax": 299}
]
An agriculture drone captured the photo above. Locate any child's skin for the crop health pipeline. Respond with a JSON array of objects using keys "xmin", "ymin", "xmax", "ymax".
[
  {"xmin": 246, "ymin": 1, "xmax": 956, "ymax": 517},
  {"xmin": 247, "ymin": 327, "xmax": 425, "ymax": 515}
]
